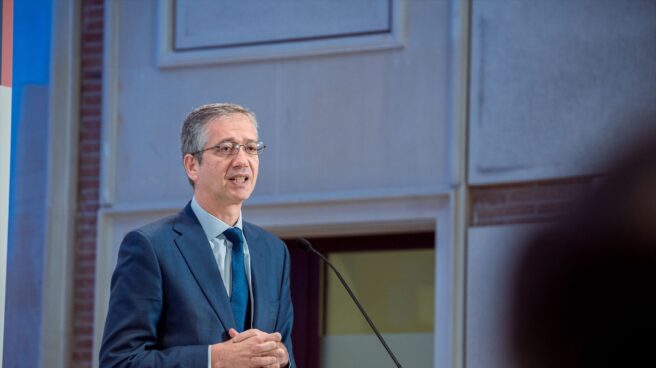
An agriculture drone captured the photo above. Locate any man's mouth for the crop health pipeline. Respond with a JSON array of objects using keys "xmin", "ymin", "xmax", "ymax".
[{"xmin": 228, "ymin": 175, "xmax": 249, "ymax": 184}]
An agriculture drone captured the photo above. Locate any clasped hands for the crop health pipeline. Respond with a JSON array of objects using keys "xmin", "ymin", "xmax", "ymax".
[{"xmin": 211, "ymin": 328, "xmax": 289, "ymax": 368}]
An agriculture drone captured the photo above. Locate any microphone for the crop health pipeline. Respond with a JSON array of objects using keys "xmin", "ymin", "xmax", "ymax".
[{"xmin": 294, "ymin": 238, "xmax": 403, "ymax": 368}]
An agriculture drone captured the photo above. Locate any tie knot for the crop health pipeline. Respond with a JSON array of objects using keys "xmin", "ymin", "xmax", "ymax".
[{"xmin": 223, "ymin": 227, "xmax": 244, "ymax": 250}]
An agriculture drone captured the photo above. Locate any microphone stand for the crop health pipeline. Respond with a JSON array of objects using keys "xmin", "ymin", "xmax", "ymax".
[{"xmin": 295, "ymin": 238, "xmax": 403, "ymax": 368}]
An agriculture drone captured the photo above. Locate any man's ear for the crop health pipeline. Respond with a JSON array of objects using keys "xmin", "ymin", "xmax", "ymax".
[{"xmin": 183, "ymin": 154, "xmax": 199, "ymax": 183}]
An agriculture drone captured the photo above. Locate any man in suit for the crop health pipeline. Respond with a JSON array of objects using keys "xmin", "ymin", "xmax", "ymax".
[{"xmin": 100, "ymin": 103, "xmax": 294, "ymax": 368}]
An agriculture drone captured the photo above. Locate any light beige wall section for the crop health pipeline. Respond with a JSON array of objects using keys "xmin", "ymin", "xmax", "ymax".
[
  {"xmin": 94, "ymin": 0, "xmax": 458, "ymax": 367},
  {"xmin": 41, "ymin": 0, "xmax": 80, "ymax": 367},
  {"xmin": 465, "ymin": 225, "xmax": 541, "ymax": 368},
  {"xmin": 101, "ymin": 0, "xmax": 450, "ymax": 206}
]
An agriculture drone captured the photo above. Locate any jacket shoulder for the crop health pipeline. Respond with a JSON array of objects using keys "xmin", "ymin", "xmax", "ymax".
[
  {"xmin": 126, "ymin": 206, "xmax": 193, "ymax": 245},
  {"xmin": 244, "ymin": 222, "xmax": 288, "ymax": 250}
]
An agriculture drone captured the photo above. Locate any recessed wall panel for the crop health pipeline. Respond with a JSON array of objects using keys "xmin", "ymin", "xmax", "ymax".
[
  {"xmin": 175, "ymin": 0, "xmax": 391, "ymax": 50},
  {"xmin": 469, "ymin": 0, "xmax": 656, "ymax": 184}
]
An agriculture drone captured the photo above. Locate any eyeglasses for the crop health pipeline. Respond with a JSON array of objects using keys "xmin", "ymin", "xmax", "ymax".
[{"xmin": 192, "ymin": 141, "xmax": 266, "ymax": 157}]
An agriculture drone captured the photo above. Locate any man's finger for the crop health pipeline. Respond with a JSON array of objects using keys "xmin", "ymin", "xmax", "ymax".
[
  {"xmin": 268, "ymin": 332, "xmax": 282, "ymax": 342},
  {"xmin": 250, "ymin": 355, "xmax": 278, "ymax": 366},
  {"xmin": 250, "ymin": 341, "xmax": 277, "ymax": 354},
  {"xmin": 231, "ymin": 328, "xmax": 259, "ymax": 343}
]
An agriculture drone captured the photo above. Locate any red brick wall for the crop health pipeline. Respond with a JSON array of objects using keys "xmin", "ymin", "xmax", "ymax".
[
  {"xmin": 470, "ymin": 177, "xmax": 599, "ymax": 227},
  {"xmin": 73, "ymin": 0, "xmax": 103, "ymax": 366}
]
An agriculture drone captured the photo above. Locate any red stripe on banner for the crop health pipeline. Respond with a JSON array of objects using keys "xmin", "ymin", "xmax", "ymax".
[{"xmin": 1, "ymin": 0, "xmax": 13, "ymax": 87}]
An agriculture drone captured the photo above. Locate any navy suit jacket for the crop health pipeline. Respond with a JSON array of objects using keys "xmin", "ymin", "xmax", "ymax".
[{"xmin": 99, "ymin": 203, "xmax": 295, "ymax": 367}]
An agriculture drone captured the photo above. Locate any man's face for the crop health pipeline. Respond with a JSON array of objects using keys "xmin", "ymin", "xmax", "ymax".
[{"xmin": 187, "ymin": 114, "xmax": 259, "ymax": 209}]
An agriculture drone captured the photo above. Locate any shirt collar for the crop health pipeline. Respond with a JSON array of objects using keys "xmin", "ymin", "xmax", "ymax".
[{"xmin": 190, "ymin": 196, "xmax": 243, "ymax": 241}]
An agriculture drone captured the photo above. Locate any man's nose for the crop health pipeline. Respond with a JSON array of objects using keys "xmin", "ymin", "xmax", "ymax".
[{"xmin": 230, "ymin": 147, "xmax": 250, "ymax": 166}]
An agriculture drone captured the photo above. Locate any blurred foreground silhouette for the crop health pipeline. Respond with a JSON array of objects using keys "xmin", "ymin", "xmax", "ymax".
[{"xmin": 509, "ymin": 122, "xmax": 656, "ymax": 368}]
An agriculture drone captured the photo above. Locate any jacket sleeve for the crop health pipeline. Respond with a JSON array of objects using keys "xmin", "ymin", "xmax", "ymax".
[{"xmin": 99, "ymin": 230, "xmax": 208, "ymax": 368}]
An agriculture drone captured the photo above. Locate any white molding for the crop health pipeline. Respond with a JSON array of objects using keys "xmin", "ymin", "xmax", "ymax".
[
  {"xmin": 245, "ymin": 191, "xmax": 448, "ymax": 238},
  {"xmin": 41, "ymin": 0, "xmax": 81, "ymax": 367},
  {"xmin": 99, "ymin": 0, "xmax": 119, "ymax": 206},
  {"xmin": 99, "ymin": 186, "xmax": 451, "ymax": 214},
  {"xmin": 156, "ymin": 0, "xmax": 407, "ymax": 68},
  {"xmin": 436, "ymin": 0, "xmax": 471, "ymax": 367},
  {"xmin": 93, "ymin": 211, "xmax": 115, "ymax": 368},
  {"xmin": 0, "ymin": 87, "xmax": 12, "ymax": 368}
]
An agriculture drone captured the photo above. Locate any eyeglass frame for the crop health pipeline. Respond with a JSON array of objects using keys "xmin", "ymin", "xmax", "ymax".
[{"xmin": 190, "ymin": 140, "xmax": 267, "ymax": 157}]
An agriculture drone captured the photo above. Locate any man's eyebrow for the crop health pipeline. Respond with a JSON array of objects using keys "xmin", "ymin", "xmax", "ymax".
[{"xmin": 211, "ymin": 138, "xmax": 259, "ymax": 145}]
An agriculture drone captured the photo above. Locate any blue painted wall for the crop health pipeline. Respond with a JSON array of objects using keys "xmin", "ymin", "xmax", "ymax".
[{"xmin": 4, "ymin": 0, "xmax": 52, "ymax": 366}]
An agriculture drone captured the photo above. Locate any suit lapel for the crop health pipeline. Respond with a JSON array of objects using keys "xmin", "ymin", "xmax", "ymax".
[
  {"xmin": 243, "ymin": 223, "xmax": 268, "ymax": 329},
  {"xmin": 173, "ymin": 204, "xmax": 236, "ymax": 332}
]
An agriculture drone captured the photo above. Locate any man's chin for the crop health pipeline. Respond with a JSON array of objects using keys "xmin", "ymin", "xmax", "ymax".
[{"xmin": 226, "ymin": 189, "xmax": 254, "ymax": 203}]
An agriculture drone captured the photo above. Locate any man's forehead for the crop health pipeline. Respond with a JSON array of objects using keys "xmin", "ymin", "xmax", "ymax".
[
  {"xmin": 204, "ymin": 114, "xmax": 258, "ymax": 139},
  {"xmin": 206, "ymin": 114, "xmax": 256, "ymax": 128}
]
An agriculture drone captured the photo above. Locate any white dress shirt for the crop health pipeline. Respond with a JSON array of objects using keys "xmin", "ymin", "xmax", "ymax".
[{"xmin": 190, "ymin": 197, "xmax": 254, "ymax": 367}]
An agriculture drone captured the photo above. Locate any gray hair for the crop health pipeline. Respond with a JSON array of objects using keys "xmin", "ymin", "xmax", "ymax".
[{"xmin": 180, "ymin": 102, "xmax": 258, "ymax": 186}]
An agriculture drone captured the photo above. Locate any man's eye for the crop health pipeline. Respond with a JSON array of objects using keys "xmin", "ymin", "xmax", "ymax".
[
  {"xmin": 245, "ymin": 144, "xmax": 259, "ymax": 154},
  {"xmin": 216, "ymin": 144, "xmax": 234, "ymax": 154}
]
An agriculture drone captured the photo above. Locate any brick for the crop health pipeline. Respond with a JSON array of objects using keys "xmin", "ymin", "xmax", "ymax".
[
  {"xmin": 73, "ymin": 338, "xmax": 93, "ymax": 350},
  {"xmin": 76, "ymin": 217, "xmax": 96, "ymax": 225},
  {"xmin": 80, "ymin": 105, "xmax": 101, "ymax": 116},
  {"xmin": 84, "ymin": 19, "xmax": 103, "ymax": 32},
  {"xmin": 77, "ymin": 252, "xmax": 97, "ymax": 263},
  {"xmin": 507, "ymin": 185, "xmax": 550, "ymax": 202},
  {"xmin": 74, "ymin": 326, "xmax": 94, "ymax": 336},
  {"xmin": 82, "ymin": 70, "xmax": 102, "ymax": 80},
  {"xmin": 83, "ymin": 0, "xmax": 104, "ymax": 8},
  {"xmin": 77, "ymin": 199, "xmax": 99, "ymax": 208},
  {"xmin": 73, "ymin": 317, "xmax": 96, "ymax": 327},
  {"xmin": 80, "ymin": 130, "xmax": 101, "ymax": 142},
  {"xmin": 77, "ymin": 238, "xmax": 98, "ymax": 247},
  {"xmin": 84, "ymin": 7, "xmax": 103, "ymax": 19},
  {"xmin": 80, "ymin": 119, "xmax": 101, "ymax": 129},
  {"xmin": 81, "ymin": 93, "xmax": 102, "ymax": 105},
  {"xmin": 75, "ymin": 264, "xmax": 96, "ymax": 275},
  {"xmin": 75, "ymin": 292, "xmax": 96, "ymax": 303},
  {"xmin": 77, "ymin": 237, "xmax": 97, "ymax": 245},
  {"xmin": 78, "ymin": 161, "xmax": 100, "ymax": 170},
  {"xmin": 79, "ymin": 155, "xmax": 100, "ymax": 166},
  {"xmin": 470, "ymin": 190, "xmax": 507, "ymax": 205},
  {"xmin": 78, "ymin": 184, "xmax": 99, "ymax": 192},
  {"xmin": 76, "ymin": 230, "xmax": 97, "ymax": 240},
  {"xmin": 74, "ymin": 278, "xmax": 95, "ymax": 289},
  {"xmin": 75, "ymin": 268, "xmax": 96, "ymax": 280},
  {"xmin": 78, "ymin": 192, "xmax": 99, "ymax": 203},
  {"xmin": 81, "ymin": 78, "xmax": 101, "ymax": 87},
  {"xmin": 81, "ymin": 46, "xmax": 102, "ymax": 59},
  {"xmin": 81, "ymin": 78, "xmax": 101, "ymax": 89},
  {"xmin": 80, "ymin": 105, "xmax": 102, "ymax": 115},
  {"xmin": 477, "ymin": 203, "xmax": 534, "ymax": 218},
  {"xmin": 81, "ymin": 32, "xmax": 103, "ymax": 43},
  {"xmin": 470, "ymin": 177, "xmax": 598, "ymax": 226},
  {"xmin": 71, "ymin": 351, "xmax": 92, "ymax": 363},
  {"xmin": 79, "ymin": 165, "xmax": 100, "ymax": 177},
  {"xmin": 73, "ymin": 300, "xmax": 93, "ymax": 311}
]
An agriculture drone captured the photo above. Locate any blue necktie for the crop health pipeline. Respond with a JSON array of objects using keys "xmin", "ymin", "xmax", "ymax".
[{"xmin": 223, "ymin": 227, "xmax": 250, "ymax": 332}]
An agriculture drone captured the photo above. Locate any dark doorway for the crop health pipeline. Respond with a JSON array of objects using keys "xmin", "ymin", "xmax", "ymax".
[{"xmin": 286, "ymin": 232, "xmax": 435, "ymax": 368}]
